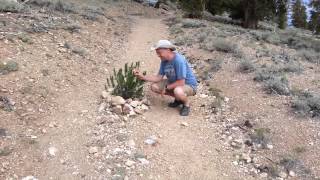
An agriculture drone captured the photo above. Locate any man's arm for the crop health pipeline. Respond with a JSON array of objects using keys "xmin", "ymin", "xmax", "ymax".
[
  {"xmin": 133, "ymin": 69, "xmax": 163, "ymax": 83},
  {"xmin": 142, "ymin": 74, "xmax": 164, "ymax": 83},
  {"xmin": 166, "ymin": 79, "xmax": 185, "ymax": 90}
]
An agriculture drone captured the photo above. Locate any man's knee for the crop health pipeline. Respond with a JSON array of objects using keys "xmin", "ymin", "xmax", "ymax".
[{"xmin": 173, "ymin": 86, "xmax": 185, "ymax": 97}]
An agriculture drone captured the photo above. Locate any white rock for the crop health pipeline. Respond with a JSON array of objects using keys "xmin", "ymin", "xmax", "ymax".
[
  {"xmin": 144, "ymin": 135, "xmax": 157, "ymax": 145},
  {"xmin": 128, "ymin": 139, "xmax": 135, "ymax": 148},
  {"xmin": 98, "ymin": 102, "xmax": 107, "ymax": 113},
  {"xmin": 130, "ymin": 101, "xmax": 140, "ymax": 108},
  {"xmin": 266, "ymin": 144, "xmax": 274, "ymax": 150},
  {"xmin": 140, "ymin": 104, "xmax": 149, "ymax": 111},
  {"xmin": 260, "ymin": 172, "xmax": 268, "ymax": 178},
  {"xmin": 22, "ymin": 176, "xmax": 38, "ymax": 180},
  {"xmin": 241, "ymin": 153, "xmax": 252, "ymax": 163},
  {"xmin": 180, "ymin": 122, "xmax": 189, "ymax": 127},
  {"xmin": 137, "ymin": 158, "xmax": 150, "ymax": 165},
  {"xmin": 289, "ymin": 171, "xmax": 295, "ymax": 177},
  {"xmin": 101, "ymin": 91, "xmax": 109, "ymax": 99},
  {"xmin": 278, "ymin": 171, "xmax": 287, "ymax": 178},
  {"xmin": 111, "ymin": 96, "xmax": 126, "ymax": 106},
  {"xmin": 48, "ymin": 147, "xmax": 58, "ymax": 157},
  {"xmin": 125, "ymin": 160, "xmax": 135, "ymax": 167},
  {"xmin": 89, "ymin": 146, "xmax": 98, "ymax": 154}
]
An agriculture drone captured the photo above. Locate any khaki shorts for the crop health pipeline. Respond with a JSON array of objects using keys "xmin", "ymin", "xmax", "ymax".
[{"xmin": 156, "ymin": 79, "xmax": 196, "ymax": 96}]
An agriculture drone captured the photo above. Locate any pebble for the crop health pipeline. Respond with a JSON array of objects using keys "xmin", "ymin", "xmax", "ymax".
[
  {"xmin": 278, "ymin": 171, "xmax": 287, "ymax": 178},
  {"xmin": 125, "ymin": 160, "xmax": 135, "ymax": 167},
  {"xmin": 129, "ymin": 100, "xmax": 140, "ymax": 108},
  {"xmin": 137, "ymin": 158, "xmax": 150, "ymax": 165},
  {"xmin": 22, "ymin": 176, "xmax": 38, "ymax": 180},
  {"xmin": 111, "ymin": 96, "xmax": 126, "ymax": 106},
  {"xmin": 89, "ymin": 146, "xmax": 99, "ymax": 154},
  {"xmin": 101, "ymin": 91, "xmax": 109, "ymax": 99},
  {"xmin": 260, "ymin": 172, "xmax": 268, "ymax": 178},
  {"xmin": 144, "ymin": 135, "xmax": 157, "ymax": 146},
  {"xmin": 48, "ymin": 147, "xmax": 58, "ymax": 157},
  {"xmin": 180, "ymin": 122, "xmax": 189, "ymax": 127},
  {"xmin": 289, "ymin": 170, "xmax": 295, "ymax": 177},
  {"xmin": 266, "ymin": 144, "xmax": 274, "ymax": 150}
]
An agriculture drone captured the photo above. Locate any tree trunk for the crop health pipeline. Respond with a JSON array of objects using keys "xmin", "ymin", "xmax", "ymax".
[{"xmin": 243, "ymin": 0, "xmax": 259, "ymax": 29}]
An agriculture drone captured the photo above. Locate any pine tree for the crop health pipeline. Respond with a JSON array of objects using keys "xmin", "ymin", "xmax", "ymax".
[
  {"xmin": 178, "ymin": 0, "xmax": 206, "ymax": 18},
  {"xmin": 291, "ymin": 0, "xmax": 308, "ymax": 29},
  {"xmin": 228, "ymin": 0, "xmax": 276, "ymax": 29},
  {"xmin": 276, "ymin": 0, "xmax": 288, "ymax": 29},
  {"xmin": 309, "ymin": 0, "xmax": 320, "ymax": 34}
]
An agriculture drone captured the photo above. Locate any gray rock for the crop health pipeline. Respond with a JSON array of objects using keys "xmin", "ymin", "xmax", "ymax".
[{"xmin": 123, "ymin": 103, "xmax": 133, "ymax": 115}]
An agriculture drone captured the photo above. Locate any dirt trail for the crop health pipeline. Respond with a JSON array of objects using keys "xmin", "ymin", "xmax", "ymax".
[{"xmin": 124, "ymin": 17, "xmax": 243, "ymax": 180}]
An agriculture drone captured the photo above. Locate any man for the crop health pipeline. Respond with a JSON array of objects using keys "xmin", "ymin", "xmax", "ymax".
[{"xmin": 133, "ymin": 40, "xmax": 198, "ymax": 116}]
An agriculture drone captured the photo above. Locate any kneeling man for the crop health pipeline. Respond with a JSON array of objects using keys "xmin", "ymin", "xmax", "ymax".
[{"xmin": 133, "ymin": 40, "xmax": 198, "ymax": 116}]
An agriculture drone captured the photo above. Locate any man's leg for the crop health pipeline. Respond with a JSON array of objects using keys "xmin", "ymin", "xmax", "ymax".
[
  {"xmin": 173, "ymin": 86, "xmax": 195, "ymax": 116},
  {"xmin": 150, "ymin": 82, "xmax": 175, "ymax": 97},
  {"xmin": 173, "ymin": 86, "xmax": 189, "ymax": 106}
]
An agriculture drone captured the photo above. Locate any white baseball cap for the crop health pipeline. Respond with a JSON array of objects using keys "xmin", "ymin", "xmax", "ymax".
[{"xmin": 151, "ymin": 40, "xmax": 176, "ymax": 51}]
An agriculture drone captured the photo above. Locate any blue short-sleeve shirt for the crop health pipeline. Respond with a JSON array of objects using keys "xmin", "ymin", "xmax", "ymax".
[{"xmin": 159, "ymin": 52, "xmax": 198, "ymax": 90}]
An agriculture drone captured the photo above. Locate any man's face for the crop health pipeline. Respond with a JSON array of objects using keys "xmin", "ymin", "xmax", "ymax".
[{"xmin": 156, "ymin": 48, "xmax": 172, "ymax": 61}]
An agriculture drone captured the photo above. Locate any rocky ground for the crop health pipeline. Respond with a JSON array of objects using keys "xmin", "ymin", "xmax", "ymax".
[{"xmin": 1, "ymin": 0, "xmax": 320, "ymax": 180}]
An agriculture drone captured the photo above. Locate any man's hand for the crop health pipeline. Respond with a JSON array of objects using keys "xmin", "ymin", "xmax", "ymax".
[{"xmin": 133, "ymin": 69, "xmax": 145, "ymax": 80}]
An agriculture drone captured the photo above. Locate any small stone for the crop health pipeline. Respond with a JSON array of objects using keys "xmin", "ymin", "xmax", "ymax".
[
  {"xmin": 140, "ymin": 104, "xmax": 149, "ymax": 111},
  {"xmin": 123, "ymin": 103, "xmax": 133, "ymax": 115},
  {"xmin": 289, "ymin": 171, "xmax": 295, "ymax": 177},
  {"xmin": 137, "ymin": 158, "xmax": 150, "ymax": 165},
  {"xmin": 111, "ymin": 96, "xmax": 126, "ymax": 106},
  {"xmin": 266, "ymin": 144, "xmax": 274, "ymax": 150},
  {"xmin": 112, "ymin": 105, "xmax": 123, "ymax": 115},
  {"xmin": 144, "ymin": 135, "xmax": 157, "ymax": 146},
  {"xmin": 134, "ymin": 108, "xmax": 143, "ymax": 115},
  {"xmin": 128, "ymin": 139, "xmax": 135, "ymax": 148},
  {"xmin": 180, "ymin": 122, "xmax": 189, "ymax": 127},
  {"xmin": 260, "ymin": 172, "xmax": 268, "ymax": 178},
  {"xmin": 22, "ymin": 176, "xmax": 38, "ymax": 180},
  {"xmin": 141, "ymin": 98, "xmax": 151, "ymax": 106},
  {"xmin": 89, "ymin": 146, "xmax": 98, "ymax": 154},
  {"xmin": 101, "ymin": 91, "xmax": 109, "ymax": 99},
  {"xmin": 278, "ymin": 171, "xmax": 287, "ymax": 178},
  {"xmin": 240, "ymin": 153, "xmax": 252, "ymax": 163},
  {"xmin": 125, "ymin": 160, "xmax": 135, "ymax": 167},
  {"xmin": 98, "ymin": 102, "xmax": 107, "ymax": 113},
  {"xmin": 130, "ymin": 100, "xmax": 140, "ymax": 108},
  {"xmin": 48, "ymin": 147, "xmax": 58, "ymax": 157}
]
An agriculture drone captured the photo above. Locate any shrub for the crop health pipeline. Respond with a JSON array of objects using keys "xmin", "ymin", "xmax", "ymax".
[
  {"xmin": 254, "ymin": 69, "xmax": 276, "ymax": 82},
  {"xmin": 201, "ymin": 37, "xmax": 239, "ymax": 53},
  {"xmin": 239, "ymin": 59, "xmax": 255, "ymax": 73},
  {"xmin": 263, "ymin": 75, "xmax": 290, "ymax": 95},
  {"xmin": 292, "ymin": 91, "xmax": 320, "ymax": 117},
  {"xmin": 107, "ymin": 62, "xmax": 146, "ymax": 99},
  {"xmin": 28, "ymin": 0, "xmax": 77, "ymax": 13},
  {"xmin": 0, "ymin": 0, "xmax": 23, "ymax": 13},
  {"xmin": 181, "ymin": 19, "xmax": 206, "ymax": 28},
  {"xmin": 0, "ymin": 61, "xmax": 18, "ymax": 75},
  {"xmin": 249, "ymin": 128, "xmax": 271, "ymax": 148},
  {"xmin": 297, "ymin": 49, "xmax": 320, "ymax": 64}
]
